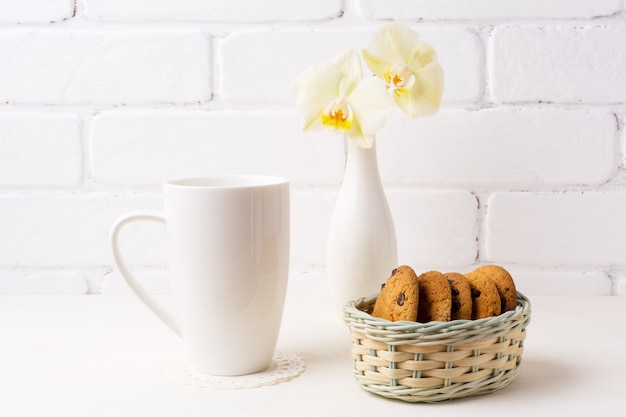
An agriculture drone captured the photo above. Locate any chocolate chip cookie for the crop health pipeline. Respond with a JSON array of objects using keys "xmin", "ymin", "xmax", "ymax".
[
  {"xmin": 371, "ymin": 265, "xmax": 419, "ymax": 322},
  {"xmin": 443, "ymin": 272, "xmax": 472, "ymax": 321},
  {"xmin": 464, "ymin": 271, "xmax": 501, "ymax": 319},
  {"xmin": 416, "ymin": 270, "xmax": 452, "ymax": 322},
  {"xmin": 468, "ymin": 265, "xmax": 518, "ymax": 312}
]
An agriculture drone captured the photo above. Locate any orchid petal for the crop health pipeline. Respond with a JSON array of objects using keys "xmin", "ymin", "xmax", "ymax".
[
  {"xmin": 363, "ymin": 22, "xmax": 444, "ymax": 119},
  {"xmin": 404, "ymin": 62, "xmax": 444, "ymax": 118},
  {"xmin": 291, "ymin": 50, "xmax": 366, "ymax": 134},
  {"xmin": 362, "ymin": 23, "xmax": 421, "ymax": 77},
  {"xmin": 348, "ymin": 77, "xmax": 393, "ymax": 135},
  {"xmin": 381, "ymin": 22, "xmax": 422, "ymax": 63},
  {"xmin": 346, "ymin": 77, "xmax": 394, "ymax": 148},
  {"xmin": 361, "ymin": 48, "xmax": 389, "ymax": 80},
  {"xmin": 333, "ymin": 50, "xmax": 363, "ymax": 98},
  {"xmin": 291, "ymin": 62, "xmax": 341, "ymax": 131},
  {"xmin": 408, "ymin": 40, "xmax": 440, "ymax": 71}
]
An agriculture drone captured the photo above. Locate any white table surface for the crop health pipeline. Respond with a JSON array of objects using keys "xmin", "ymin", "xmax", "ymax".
[{"xmin": 1, "ymin": 277, "xmax": 625, "ymax": 417}]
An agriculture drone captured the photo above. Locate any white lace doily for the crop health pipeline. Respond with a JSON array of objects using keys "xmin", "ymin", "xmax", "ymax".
[{"xmin": 171, "ymin": 351, "xmax": 305, "ymax": 389}]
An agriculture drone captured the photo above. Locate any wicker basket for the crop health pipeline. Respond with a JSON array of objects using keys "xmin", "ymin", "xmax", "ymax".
[{"xmin": 343, "ymin": 292, "xmax": 531, "ymax": 402}]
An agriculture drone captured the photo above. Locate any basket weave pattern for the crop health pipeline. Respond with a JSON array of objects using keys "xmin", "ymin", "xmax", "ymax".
[{"xmin": 344, "ymin": 292, "xmax": 531, "ymax": 402}]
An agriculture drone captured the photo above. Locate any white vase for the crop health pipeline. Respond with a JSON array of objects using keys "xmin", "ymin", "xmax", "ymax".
[{"xmin": 327, "ymin": 138, "xmax": 398, "ymax": 315}]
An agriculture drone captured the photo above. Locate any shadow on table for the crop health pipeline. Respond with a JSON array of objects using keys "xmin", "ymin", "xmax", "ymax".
[
  {"xmin": 426, "ymin": 356, "xmax": 573, "ymax": 405},
  {"xmin": 491, "ymin": 355, "xmax": 573, "ymax": 398}
]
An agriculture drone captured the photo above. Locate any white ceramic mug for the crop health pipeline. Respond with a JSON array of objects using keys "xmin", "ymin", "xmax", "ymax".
[{"xmin": 110, "ymin": 175, "xmax": 290, "ymax": 376}]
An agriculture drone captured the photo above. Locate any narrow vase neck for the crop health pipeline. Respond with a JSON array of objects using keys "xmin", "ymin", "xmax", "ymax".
[{"xmin": 344, "ymin": 139, "xmax": 382, "ymax": 186}]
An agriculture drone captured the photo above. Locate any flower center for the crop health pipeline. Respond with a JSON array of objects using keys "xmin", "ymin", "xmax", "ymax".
[
  {"xmin": 321, "ymin": 97, "xmax": 353, "ymax": 131},
  {"xmin": 384, "ymin": 64, "xmax": 415, "ymax": 96}
]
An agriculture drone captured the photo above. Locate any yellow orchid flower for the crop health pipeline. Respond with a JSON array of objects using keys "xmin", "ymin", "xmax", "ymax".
[
  {"xmin": 291, "ymin": 50, "xmax": 393, "ymax": 149},
  {"xmin": 362, "ymin": 22, "xmax": 444, "ymax": 119}
]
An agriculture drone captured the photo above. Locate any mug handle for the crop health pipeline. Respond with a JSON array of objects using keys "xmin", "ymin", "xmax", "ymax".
[{"xmin": 110, "ymin": 212, "xmax": 182, "ymax": 338}]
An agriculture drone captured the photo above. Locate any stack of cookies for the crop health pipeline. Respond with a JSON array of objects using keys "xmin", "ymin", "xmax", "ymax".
[{"xmin": 371, "ymin": 265, "xmax": 518, "ymax": 322}]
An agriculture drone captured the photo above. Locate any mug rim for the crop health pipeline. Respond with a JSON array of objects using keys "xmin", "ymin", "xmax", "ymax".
[{"xmin": 165, "ymin": 175, "xmax": 289, "ymax": 189}]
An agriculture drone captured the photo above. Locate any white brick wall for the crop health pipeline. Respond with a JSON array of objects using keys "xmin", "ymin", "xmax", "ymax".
[
  {"xmin": 90, "ymin": 110, "xmax": 344, "ymax": 186},
  {"xmin": 377, "ymin": 109, "xmax": 617, "ymax": 188},
  {"xmin": 491, "ymin": 25, "xmax": 626, "ymax": 104},
  {"xmin": 0, "ymin": 0, "xmax": 624, "ymax": 295},
  {"xmin": 0, "ymin": 31, "xmax": 211, "ymax": 105},
  {"xmin": 486, "ymin": 192, "xmax": 626, "ymax": 265},
  {"xmin": 0, "ymin": 113, "xmax": 82, "ymax": 187},
  {"xmin": 355, "ymin": 0, "xmax": 623, "ymax": 20},
  {"xmin": 83, "ymin": 0, "xmax": 343, "ymax": 22},
  {"xmin": 0, "ymin": 0, "xmax": 74, "ymax": 23}
]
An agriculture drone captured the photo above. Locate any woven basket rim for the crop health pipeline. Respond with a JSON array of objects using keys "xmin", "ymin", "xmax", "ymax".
[{"xmin": 344, "ymin": 291, "xmax": 531, "ymax": 335}]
